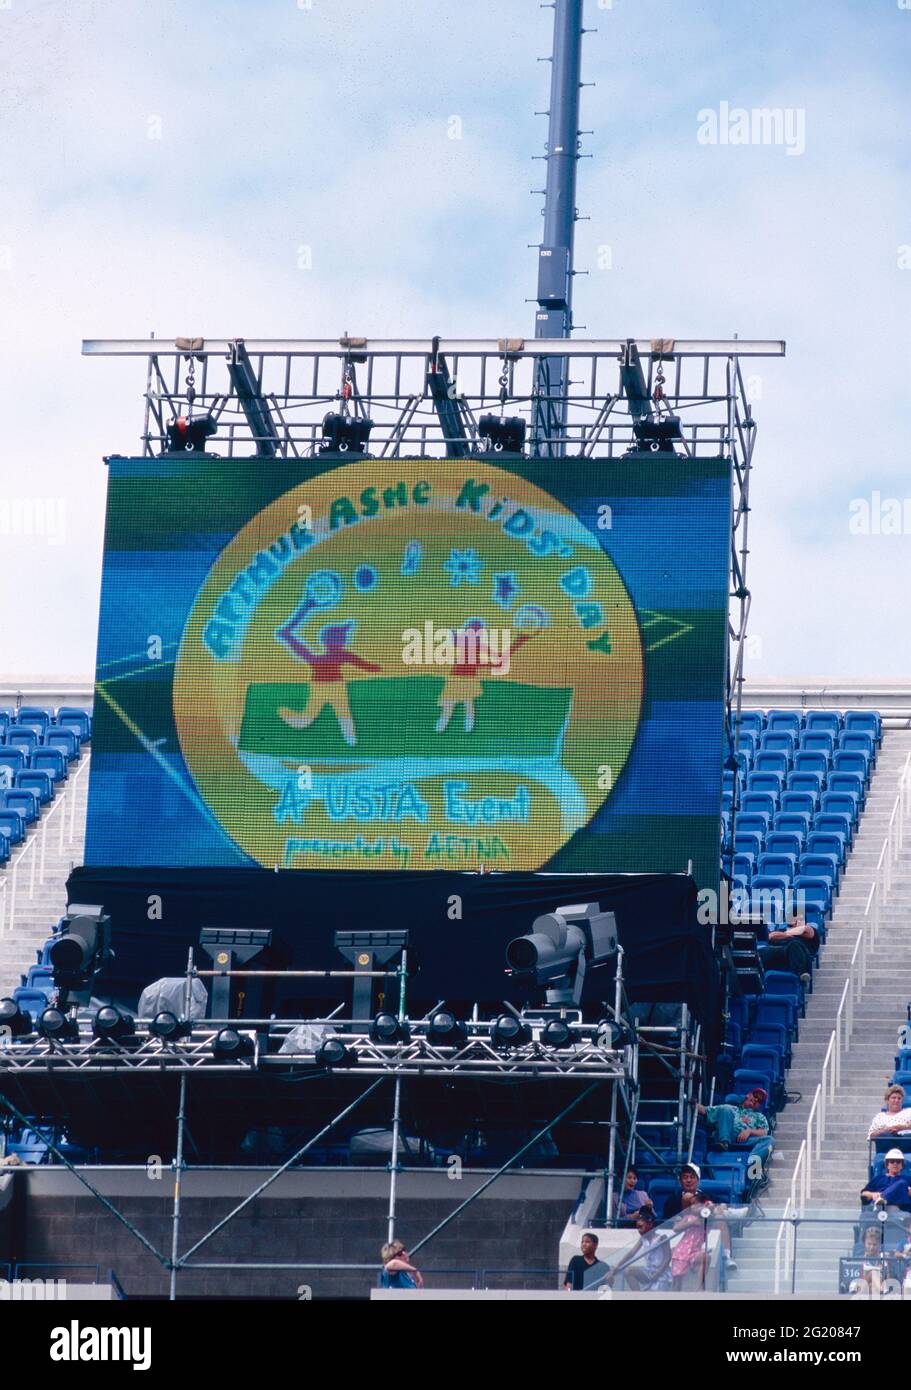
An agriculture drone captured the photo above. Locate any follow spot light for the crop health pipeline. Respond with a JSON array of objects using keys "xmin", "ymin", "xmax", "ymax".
[
  {"xmin": 506, "ymin": 902, "xmax": 618, "ymax": 1008},
  {"xmin": 320, "ymin": 412, "xmax": 373, "ymax": 455},
  {"xmin": 166, "ymin": 414, "xmax": 217, "ymax": 453}
]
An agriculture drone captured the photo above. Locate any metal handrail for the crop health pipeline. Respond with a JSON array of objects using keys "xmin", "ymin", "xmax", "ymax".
[{"xmin": 774, "ymin": 749, "xmax": 911, "ymax": 1291}]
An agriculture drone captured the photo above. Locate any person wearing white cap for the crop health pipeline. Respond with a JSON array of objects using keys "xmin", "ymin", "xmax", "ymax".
[{"xmin": 860, "ymin": 1149, "xmax": 911, "ymax": 1212}]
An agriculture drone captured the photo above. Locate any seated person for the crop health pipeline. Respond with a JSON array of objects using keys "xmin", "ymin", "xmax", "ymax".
[
  {"xmin": 854, "ymin": 1224, "xmax": 890, "ymax": 1296},
  {"xmin": 615, "ymin": 1165, "xmax": 651, "ymax": 1223},
  {"xmin": 868, "ymin": 1085, "xmax": 911, "ymax": 1141},
  {"xmin": 660, "ymin": 1163, "xmax": 741, "ymax": 1270},
  {"xmin": 694, "ymin": 1088, "xmax": 774, "ymax": 1165},
  {"xmin": 608, "ymin": 1204, "xmax": 673, "ymax": 1292},
  {"xmin": 759, "ymin": 912, "xmax": 818, "ymax": 984},
  {"xmin": 860, "ymin": 1149, "xmax": 911, "ymax": 1213}
]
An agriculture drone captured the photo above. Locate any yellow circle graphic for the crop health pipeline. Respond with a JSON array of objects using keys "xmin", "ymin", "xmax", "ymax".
[{"xmin": 173, "ymin": 459, "xmax": 644, "ymax": 870}]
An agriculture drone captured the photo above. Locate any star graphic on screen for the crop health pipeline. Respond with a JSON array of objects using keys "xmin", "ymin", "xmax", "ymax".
[
  {"xmin": 443, "ymin": 547, "xmax": 483, "ymax": 587},
  {"xmin": 492, "ymin": 571, "xmax": 520, "ymax": 609}
]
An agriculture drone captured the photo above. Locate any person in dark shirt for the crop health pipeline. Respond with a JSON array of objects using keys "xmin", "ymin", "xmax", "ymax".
[
  {"xmin": 860, "ymin": 1150, "xmax": 911, "ymax": 1213},
  {"xmin": 759, "ymin": 913, "xmax": 819, "ymax": 984},
  {"xmin": 564, "ymin": 1231, "xmax": 609, "ymax": 1291},
  {"xmin": 661, "ymin": 1163, "xmax": 702, "ymax": 1220}
]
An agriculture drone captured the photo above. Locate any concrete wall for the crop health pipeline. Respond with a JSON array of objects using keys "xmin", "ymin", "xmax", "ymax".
[{"xmin": 1, "ymin": 1167, "xmax": 580, "ymax": 1300}]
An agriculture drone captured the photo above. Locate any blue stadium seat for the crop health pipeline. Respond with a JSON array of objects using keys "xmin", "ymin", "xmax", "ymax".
[
  {"xmin": 6, "ymin": 729, "xmax": 38, "ymax": 754},
  {"xmin": 799, "ymin": 730, "xmax": 836, "ymax": 758},
  {"xmin": 32, "ymin": 749, "xmax": 67, "ymax": 783},
  {"xmin": 1, "ymin": 789, "xmax": 39, "ymax": 825},
  {"xmin": 804, "ymin": 711, "xmax": 841, "ymax": 737},
  {"xmin": 56, "ymin": 707, "xmax": 92, "ymax": 741},
  {"xmin": 754, "ymin": 994, "xmax": 797, "ymax": 1036},
  {"xmin": 757, "ymin": 852, "xmax": 797, "ymax": 881},
  {"xmin": 15, "ymin": 770, "xmax": 54, "ymax": 805},
  {"xmin": 766, "ymin": 710, "xmax": 802, "ymax": 736},
  {"xmin": 838, "ymin": 730, "xmax": 876, "ymax": 763},
  {"xmin": 751, "ymin": 872, "xmax": 792, "ymax": 901},
  {"xmin": 753, "ymin": 756, "xmax": 788, "ymax": 783},
  {"xmin": 0, "ymin": 809, "xmax": 26, "ymax": 846},
  {"xmin": 732, "ymin": 854, "xmax": 754, "ymax": 884},
  {"xmin": 762, "ymin": 970, "xmax": 805, "ymax": 1015},
  {"xmin": 826, "ymin": 771, "xmax": 865, "ymax": 808},
  {"xmin": 749, "ymin": 771, "xmax": 784, "ymax": 800},
  {"xmin": 0, "ymin": 748, "xmax": 28, "ymax": 777},
  {"xmin": 0, "ymin": 836, "xmax": 10, "ymax": 866},
  {"xmin": 644, "ymin": 1178, "xmax": 681, "ymax": 1220},
  {"xmin": 741, "ymin": 791, "xmax": 776, "ymax": 819},
  {"xmin": 736, "ymin": 737, "xmax": 755, "ymax": 771},
  {"xmin": 765, "ymin": 831, "xmax": 803, "ymax": 860},
  {"xmin": 794, "ymin": 875, "xmax": 832, "ymax": 919},
  {"xmin": 45, "ymin": 729, "xmax": 79, "ymax": 762},
  {"xmin": 843, "ymin": 710, "xmax": 882, "ymax": 747},
  {"xmin": 814, "ymin": 811, "xmax": 855, "ymax": 849},
  {"xmin": 734, "ymin": 811, "xmax": 767, "ymax": 834},
  {"xmin": 832, "ymin": 750, "xmax": 871, "ymax": 784},
  {"xmin": 699, "ymin": 1175, "xmax": 739, "ymax": 1205},
  {"xmin": 705, "ymin": 1151, "xmax": 752, "ymax": 1197},
  {"xmin": 737, "ymin": 711, "xmax": 765, "ymax": 737},
  {"xmin": 733, "ymin": 1067, "xmax": 775, "ymax": 1103},
  {"xmin": 793, "ymin": 751, "xmax": 829, "ymax": 778},
  {"xmin": 780, "ymin": 791, "xmax": 816, "ymax": 817},
  {"xmin": 748, "ymin": 1021, "xmax": 791, "ymax": 1064},
  {"xmin": 10, "ymin": 987, "xmax": 48, "ymax": 1017},
  {"xmin": 722, "ymin": 791, "xmax": 734, "ymax": 815},
  {"xmin": 773, "ymin": 811, "xmax": 811, "ymax": 842},
  {"xmin": 14, "ymin": 707, "xmax": 52, "ymax": 734},
  {"xmin": 819, "ymin": 794, "xmax": 859, "ymax": 829},
  {"xmin": 760, "ymin": 730, "xmax": 796, "ymax": 758},
  {"xmin": 807, "ymin": 830, "xmax": 846, "ymax": 867},
  {"xmin": 801, "ymin": 845, "xmax": 840, "ymax": 889}
]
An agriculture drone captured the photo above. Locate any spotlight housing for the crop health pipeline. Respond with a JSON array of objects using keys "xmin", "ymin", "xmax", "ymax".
[
  {"xmin": 542, "ymin": 1018, "xmax": 575, "ymax": 1049},
  {"xmin": 426, "ymin": 1008, "xmax": 468, "ymax": 1048},
  {"xmin": 491, "ymin": 1013, "xmax": 532, "ymax": 1049},
  {"xmin": 37, "ymin": 1006, "xmax": 78, "ymax": 1042},
  {"xmin": 0, "ymin": 997, "xmax": 33, "ymax": 1037},
  {"xmin": 166, "ymin": 414, "xmax": 217, "ymax": 453},
  {"xmin": 319, "ymin": 412, "xmax": 373, "ymax": 455},
  {"xmin": 92, "ymin": 1005, "xmax": 135, "ymax": 1044},
  {"xmin": 212, "ymin": 1027, "xmax": 254, "ymax": 1060},
  {"xmin": 369, "ymin": 1011, "xmax": 410, "ymax": 1045},
  {"xmin": 49, "ymin": 904, "xmax": 112, "ymax": 1005},
  {"xmin": 315, "ymin": 1037, "xmax": 357, "ymax": 1069},
  {"xmin": 478, "ymin": 413, "xmax": 526, "ymax": 455},
  {"xmin": 632, "ymin": 415, "xmax": 682, "ymax": 455},
  {"xmin": 149, "ymin": 1010, "xmax": 191, "ymax": 1041}
]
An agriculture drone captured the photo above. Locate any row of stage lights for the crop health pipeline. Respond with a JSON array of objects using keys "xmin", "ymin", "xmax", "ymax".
[
  {"xmin": 167, "ymin": 411, "xmax": 528, "ymax": 457},
  {"xmin": 1, "ymin": 998, "xmax": 627, "ymax": 1064}
]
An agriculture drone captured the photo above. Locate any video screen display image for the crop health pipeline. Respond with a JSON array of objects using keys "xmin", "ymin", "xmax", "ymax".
[{"xmin": 85, "ymin": 453, "xmax": 731, "ymax": 890}]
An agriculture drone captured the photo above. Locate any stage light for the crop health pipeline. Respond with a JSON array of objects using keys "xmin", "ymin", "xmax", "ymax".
[
  {"xmin": 314, "ymin": 1037, "xmax": 357, "ymax": 1068},
  {"xmin": 542, "ymin": 1018, "xmax": 576, "ymax": 1049},
  {"xmin": 491, "ymin": 1013, "xmax": 532, "ymax": 1049},
  {"xmin": 319, "ymin": 412, "xmax": 373, "ymax": 455},
  {"xmin": 166, "ymin": 414, "xmax": 217, "ymax": 453},
  {"xmin": 0, "ymin": 997, "xmax": 33, "ymax": 1037},
  {"xmin": 506, "ymin": 903, "xmax": 618, "ymax": 1008},
  {"xmin": 478, "ymin": 413, "xmax": 526, "ymax": 454},
  {"xmin": 426, "ymin": 1008, "xmax": 467, "ymax": 1048},
  {"xmin": 212, "ymin": 1027, "xmax": 254, "ymax": 1060},
  {"xmin": 49, "ymin": 904, "xmax": 112, "ymax": 1006},
  {"xmin": 632, "ymin": 415, "xmax": 682, "ymax": 454},
  {"xmin": 596, "ymin": 1014, "xmax": 632, "ymax": 1051},
  {"xmin": 37, "ymin": 1006, "xmax": 78, "ymax": 1042},
  {"xmin": 149, "ymin": 1010, "xmax": 191, "ymax": 1041},
  {"xmin": 369, "ymin": 1012, "xmax": 410, "ymax": 1045},
  {"xmin": 92, "ymin": 1006, "xmax": 135, "ymax": 1044}
]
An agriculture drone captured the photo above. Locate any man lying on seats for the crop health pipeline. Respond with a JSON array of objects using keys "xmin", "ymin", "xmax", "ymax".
[
  {"xmin": 759, "ymin": 912, "xmax": 818, "ymax": 986},
  {"xmin": 693, "ymin": 1087, "xmax": 774, "ymax": 1166}
]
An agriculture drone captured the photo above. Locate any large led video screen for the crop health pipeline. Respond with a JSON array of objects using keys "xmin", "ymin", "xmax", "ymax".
[{"xmin": 85, "ymin": 452, "xmax": 731, "ymax": 890}]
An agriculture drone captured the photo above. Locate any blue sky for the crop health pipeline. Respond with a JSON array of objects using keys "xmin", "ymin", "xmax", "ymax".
[{"xmin": 0, "ymin": 0, "xmax": 909, "ymax": 677}]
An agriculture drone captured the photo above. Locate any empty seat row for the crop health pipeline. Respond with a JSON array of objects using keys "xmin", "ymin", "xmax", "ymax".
[
  {"xmin": 0, "ymin": 747, "xmax": 69, "ymax": 782},
  {"xmin": 737, "ymin": 709, "xmax": 882, "ymax": 743},
  {"xmin": 0, "ymin": 706, "xmax": 91, "ymax": 740}
]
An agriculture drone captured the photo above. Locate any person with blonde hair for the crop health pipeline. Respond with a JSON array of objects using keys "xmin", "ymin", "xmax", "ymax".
[
  {"xmin": 868, "ymin": 1085, "xmax": 911, "ymax": 1141},
  {"xmin": 380, "ymin": 1240, "xmax": 424, "ymax": 1290}
]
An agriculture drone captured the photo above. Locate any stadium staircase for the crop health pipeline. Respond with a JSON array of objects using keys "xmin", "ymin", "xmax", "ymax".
[
  {"xmin": 0, "ymin": 753, "xmax": 90, "ymax": 999},
  {"xmin": 725, "ymin": 728, "xmax": 911, "ymax": 1294}
]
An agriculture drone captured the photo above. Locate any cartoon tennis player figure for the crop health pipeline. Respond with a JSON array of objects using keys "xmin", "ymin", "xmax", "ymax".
[
  {"xmin": 435, "ymin": 616, "xmax": 540, "ymax": 735},
  {"xmin": 277, "ymin": 614, "xmax": 380, "ymax": 747}
]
